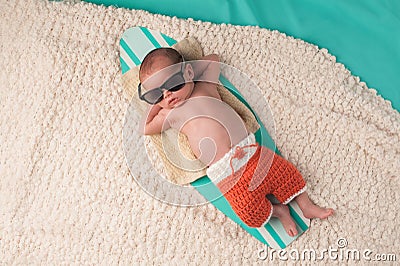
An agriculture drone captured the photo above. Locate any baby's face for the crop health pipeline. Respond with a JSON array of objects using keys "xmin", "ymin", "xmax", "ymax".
[{"xmin": 140, "ymin": 57, "xmax": 193, "ymax": 109}]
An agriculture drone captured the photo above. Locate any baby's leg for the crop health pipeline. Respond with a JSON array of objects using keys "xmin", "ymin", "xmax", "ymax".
[{"xmin": 295, "ymin": 191, "xmax": 334, "ymax": 219}]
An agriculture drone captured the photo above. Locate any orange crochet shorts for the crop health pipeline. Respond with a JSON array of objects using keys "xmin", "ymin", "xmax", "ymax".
[{"xmin": 216, "ymin": 144, "xmax": 306, "ymax": 228}]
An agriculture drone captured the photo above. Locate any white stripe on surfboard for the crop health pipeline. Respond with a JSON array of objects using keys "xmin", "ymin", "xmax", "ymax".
[
  {"xmin": 150, "ymin": 30, "xmax": 170, "ymax": 47},
  {"xmin": 122, "ymin": 27, "xmax": 157, "ymax": 62},
  {"xmin": 257, "ymin": 226, "xmax": 281, "ymax": 250}
]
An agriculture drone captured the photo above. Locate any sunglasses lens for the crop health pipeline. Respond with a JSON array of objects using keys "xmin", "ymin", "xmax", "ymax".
[
  {"xmin": 143, "ymin": 90, "xmax": 163, "ymax": 104},
  {"xmin": 168, "ymin": 83, "xmax": 185, "ymax": 92},
  {"xmin": 164, "ymin": 73, "xmax": 185, "ymax": 91}
]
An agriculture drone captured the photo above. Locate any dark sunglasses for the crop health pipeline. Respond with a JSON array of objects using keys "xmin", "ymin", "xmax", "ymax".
[{"xmin": 138, "ymin": 62, "xmax": 186, "ymax": 104}]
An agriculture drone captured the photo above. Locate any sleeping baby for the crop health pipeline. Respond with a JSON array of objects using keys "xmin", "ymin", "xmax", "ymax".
[{"xmin": 138, "ymin": 47, "xmax": 334, "ymax": 237}]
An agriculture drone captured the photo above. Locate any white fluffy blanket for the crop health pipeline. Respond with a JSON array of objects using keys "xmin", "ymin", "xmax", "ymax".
[{"xmin": 1, "ymin": 0, "xmax": 399, "ymax": 264}]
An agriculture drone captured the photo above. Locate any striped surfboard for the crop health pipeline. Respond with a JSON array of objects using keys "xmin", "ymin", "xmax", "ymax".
[{"xmin": 120, "ymin": 26, "xmax": 310, "ymax": 249}]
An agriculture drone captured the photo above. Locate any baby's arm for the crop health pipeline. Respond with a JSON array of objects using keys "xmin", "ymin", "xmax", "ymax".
[
  {"xmin": 193, "ymin": 54, "xmax": 221, "ymax": 84},
  {"xmin": 140, "ymin": 105, "xmax": 170, "ymax": 135}
]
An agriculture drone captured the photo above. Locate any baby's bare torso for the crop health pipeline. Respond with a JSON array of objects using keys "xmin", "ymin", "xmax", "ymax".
[{"xmin": 166, "ymin": 82, "xmax": 249, "ymax": 166}]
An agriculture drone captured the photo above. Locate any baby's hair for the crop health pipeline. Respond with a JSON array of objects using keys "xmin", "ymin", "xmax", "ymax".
[{"xmin": 139, "ymin": 47, "xmax": 183, "ymax": 80}]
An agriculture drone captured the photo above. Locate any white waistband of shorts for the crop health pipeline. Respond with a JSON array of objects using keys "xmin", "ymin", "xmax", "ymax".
[{"xmin": 206, "ymin": 133, "xmax": 257, "ymax": 183}]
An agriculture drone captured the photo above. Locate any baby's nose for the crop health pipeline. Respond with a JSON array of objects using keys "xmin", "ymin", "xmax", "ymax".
[{"xmin": 163, "ymin": 89, "xmax": 172, "ymax": 98}]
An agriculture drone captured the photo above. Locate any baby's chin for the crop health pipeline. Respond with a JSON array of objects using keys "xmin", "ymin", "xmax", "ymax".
[{"xmin": 173, "ymin": 99, "xmax": 185, "ymax": 107}]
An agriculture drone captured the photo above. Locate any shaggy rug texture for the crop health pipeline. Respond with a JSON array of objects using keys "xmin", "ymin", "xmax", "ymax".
[{"xmin": 1, "ymin": 0, "xmax": 399, "ymax": 264}]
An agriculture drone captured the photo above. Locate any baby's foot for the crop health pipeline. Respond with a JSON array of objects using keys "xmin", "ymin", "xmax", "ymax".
[
  {"xmin": 302, "ymin": 205, "xmax": 334, "ymax": 219},
  {"xmin": 272, "ymin": 204, "xmax": 298, "ymax": 237},
  {"xmin": 295, "ymin": 192, "xmax": 334, "ymax": 220}
]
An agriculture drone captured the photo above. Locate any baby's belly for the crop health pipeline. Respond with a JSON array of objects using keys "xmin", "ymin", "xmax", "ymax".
[{"xmin": 182, "ymin": 117, "xmax": 248, "ymax": 166}]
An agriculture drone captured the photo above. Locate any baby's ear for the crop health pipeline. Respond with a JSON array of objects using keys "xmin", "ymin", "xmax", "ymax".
[{"xmin": 185, "ymin": 63, "xmax": 195, "ymax": 80}]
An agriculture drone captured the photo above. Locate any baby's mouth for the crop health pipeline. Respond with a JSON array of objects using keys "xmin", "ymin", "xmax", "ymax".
[{"xmin": 168, "ymin": 97, "xmax": 180, "ymax": 105}]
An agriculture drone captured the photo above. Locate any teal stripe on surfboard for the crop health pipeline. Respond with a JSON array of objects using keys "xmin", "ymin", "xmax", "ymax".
[
  {"xmin": 120, "ymin": 57, "xmax": 130, "ymax": 75},
  {"xmin": 119, "ymin": 26, "xmax": 310, "ymax": 249},
  {"xmin": 161, "ymin": 34, "xmax": 178, "ymax": 46},
  {"xmin": 264, "ymin": 222, "xmax": 286, "ymax": 249},
  {"xmin": 120, "ymin": 38, "xmax": 141, "ymax": 72},
  {"xmin": 140, "ymin": 27, "xmax": 162, "ymax": 48}
]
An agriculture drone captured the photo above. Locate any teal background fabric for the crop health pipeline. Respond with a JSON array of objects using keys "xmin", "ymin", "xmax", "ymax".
[{"xmin": 85, "ymin": 0, "xmax": 400, "ymax": 111}]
